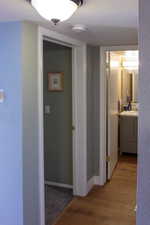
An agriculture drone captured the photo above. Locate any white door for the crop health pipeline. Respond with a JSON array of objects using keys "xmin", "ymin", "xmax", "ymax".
[{"xmin": 107, "ymin": 51, "xmax": 120, "ymax": 180}]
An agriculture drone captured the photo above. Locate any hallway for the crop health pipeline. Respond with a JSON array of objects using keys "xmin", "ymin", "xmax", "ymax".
[{"xmin": 54, "ymin": 155, "xmax": 137, "ymax": 225}]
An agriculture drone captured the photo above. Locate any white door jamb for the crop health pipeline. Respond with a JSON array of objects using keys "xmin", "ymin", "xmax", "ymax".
[{"xmin": 38, "ymin": 27, "xmax": 87, "ymax": 225}]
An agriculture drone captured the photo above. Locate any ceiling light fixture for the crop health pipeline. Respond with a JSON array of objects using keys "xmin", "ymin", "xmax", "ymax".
[{"xmin": 27, "ymin": 0, "xmax": 83, "ymax": 25}]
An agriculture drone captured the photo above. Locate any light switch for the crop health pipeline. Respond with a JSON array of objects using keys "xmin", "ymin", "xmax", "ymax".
[
  {"xmin": 0, "ymin": 89, "xmax": 5, "ymax": 103},
  {"xmin": 45, "ymin": 105, "xmax": 51, "ymax": 114}
]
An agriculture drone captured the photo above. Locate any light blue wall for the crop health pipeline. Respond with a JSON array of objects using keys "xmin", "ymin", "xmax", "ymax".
[
  {"xmin": 137, "ymin": 0, "xmax": 150, "ymax": 224},
  {"xmin": 0, "ymin": 22, "xmax": 23, "ymax": 225},
  {"xmin": 0, "ymin": 21, "xmax": 39, "ymax": 225}
]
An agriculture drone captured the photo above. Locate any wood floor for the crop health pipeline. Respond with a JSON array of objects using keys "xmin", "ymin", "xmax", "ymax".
[{"xmin": 54, "ymin": 155, "xmax": 137, "ymax": 225}]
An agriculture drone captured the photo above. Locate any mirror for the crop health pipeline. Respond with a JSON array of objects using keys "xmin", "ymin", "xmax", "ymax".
[{"xmin": 121, "ymin": 69, "xmax": 138, "ymax": 104}]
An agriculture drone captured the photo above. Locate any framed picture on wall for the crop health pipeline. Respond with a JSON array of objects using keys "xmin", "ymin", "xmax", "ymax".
[{"xmin": 48, "ymin": 72, "xmax": 64, "ymax": 91}]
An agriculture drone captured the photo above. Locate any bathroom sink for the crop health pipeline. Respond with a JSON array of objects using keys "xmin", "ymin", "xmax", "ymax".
[{"xmin": 120, "ymin": 111, "xmax": 138, "ymax": 117}]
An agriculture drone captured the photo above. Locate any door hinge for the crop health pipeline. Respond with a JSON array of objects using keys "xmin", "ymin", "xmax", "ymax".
[
  {"xmin": 72, "ymin": 125, "xmax": 75, "ymax": 131},
  {"xmin": 106, "ymin": 156, "xmax": 111, "ymax": 162},
  {"xmin": 106, "ymin": 62, "xmax": 110, "ymax": 70}
]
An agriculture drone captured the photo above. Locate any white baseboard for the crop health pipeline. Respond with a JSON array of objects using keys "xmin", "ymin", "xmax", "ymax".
[
  {"xmin": 45, "ymin": 181, "xmax": 73, "ymax": 189},
  {"xmin": 87, "ymin": 177, "xmax": 95, "ymax": 194},
  {"xmin": 94, "ymin": 176, "xmax": 101, "ymax": 185},
  {"xmin": 87, "ymin": 176, "xmax": 101, "ymax": 194}
]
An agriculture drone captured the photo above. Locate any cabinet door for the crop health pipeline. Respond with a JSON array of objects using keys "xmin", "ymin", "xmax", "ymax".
[{"xmin": 120, "ymin": 116, "xmax": 137, "ymax": 154}]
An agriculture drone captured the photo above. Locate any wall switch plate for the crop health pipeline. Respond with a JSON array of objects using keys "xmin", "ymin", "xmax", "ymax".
[
  {"xmin": 0, "ymin": 89, "xmax": 5, "ymax": 103},
  {"xmin": 45, "ymin": 105, "xmax": 51, "ymax": 114}
]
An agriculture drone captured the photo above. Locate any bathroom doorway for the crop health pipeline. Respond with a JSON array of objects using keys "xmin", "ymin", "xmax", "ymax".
[
  {"xmin": 99, "ymin": 47, "xmax": 138, "ymax": 222},
  {"xmin": 106, "ymin": 50, "xmax": 138, "ymax": 180},
  {"xmin": 99, "ymin": 46, "xmax": 138, "ymax": 184}
]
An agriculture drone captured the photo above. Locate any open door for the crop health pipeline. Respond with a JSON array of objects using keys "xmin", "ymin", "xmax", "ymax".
[{"xmin": 106, "ymin": 51, "xmax": 120, "ymax": 180}]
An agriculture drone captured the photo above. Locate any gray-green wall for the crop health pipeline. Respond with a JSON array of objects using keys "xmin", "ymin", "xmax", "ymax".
[
  {"xmin": 43, "ymin": 41, "xmax": 73, "ymax": 185},
  {"xmin": 87, "ymin": 46, "xmax": 100, "ymax": 180}
]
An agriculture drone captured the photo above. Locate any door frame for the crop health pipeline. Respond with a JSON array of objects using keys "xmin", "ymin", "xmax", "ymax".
[
  {"xmin": 38, "ymin": 27, "xmax": 87, "ymax": 225},
  {"xmin": 99, "ymin": 45, "xmax": 138, "ymax": 185}
]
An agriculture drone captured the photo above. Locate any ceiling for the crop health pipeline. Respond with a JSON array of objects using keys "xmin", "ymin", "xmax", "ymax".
[{"xmin": 0, "ymin": 0, "xmax": 138, "ymax": 45}]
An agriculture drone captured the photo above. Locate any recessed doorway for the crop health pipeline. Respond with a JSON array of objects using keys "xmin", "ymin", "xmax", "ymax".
[
  {"xmin": 38, "ymin": 27, "xmax": 87, "ymax": 225},
  {"xmin": 43, "ymin": 40, "xmax": 73, "ymax": 225}
]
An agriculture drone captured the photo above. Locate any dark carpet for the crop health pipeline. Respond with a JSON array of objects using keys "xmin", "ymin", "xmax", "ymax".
[{"xmin": 45, "ymin": 185, "xmax": 73, "ymax": 225}]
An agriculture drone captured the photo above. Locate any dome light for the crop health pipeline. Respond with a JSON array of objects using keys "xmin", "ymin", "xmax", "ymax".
[{"xmin": 27, "ymin": 0, "xmax": 83, "ymax": 25}]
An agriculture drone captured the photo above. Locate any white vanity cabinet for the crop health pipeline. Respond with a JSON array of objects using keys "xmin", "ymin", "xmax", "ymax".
[{"xmin": 119, "ymin": 111, "xmax": 138, "ymax": 154}]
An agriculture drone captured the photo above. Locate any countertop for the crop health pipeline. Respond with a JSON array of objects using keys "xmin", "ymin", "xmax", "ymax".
[{"xmin": 119, "ymin": 111, "xmax": 138, "ymax": 117}]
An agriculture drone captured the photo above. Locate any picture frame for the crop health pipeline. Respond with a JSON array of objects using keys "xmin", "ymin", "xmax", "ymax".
[{"xmin": 48, "ymin": 72, "xmax": 64, "ymax": 91}]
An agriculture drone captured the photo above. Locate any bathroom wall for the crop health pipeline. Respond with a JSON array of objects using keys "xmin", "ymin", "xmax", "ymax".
[
  {"xmin": 43, "ymin": 41, "xmax": 73, "ymax": 185},
  {"xmin": 132, "ymin": 69, "xmax": 138, "ymax": 102},
  {"xmin": 110, "ymin": 51, "xmax": 139, "ymax": 111}
]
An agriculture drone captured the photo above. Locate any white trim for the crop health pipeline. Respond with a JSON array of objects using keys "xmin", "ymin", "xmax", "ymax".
[
  {"xmin": 38, "ymin": 28, "xmax": 45, "ymax": 225},
  {"xmin": 45, "ymin": 181, "xmax": 73, "ymax": 189},
  {"xmin": 94, "ymin": 176, "xmax": 101, "ymax": 185},
  {"xmin": 87, "ymin": 177, "xmax": 95, "ymax": 194},
  {"xmin": 99, "ymin": 45, "xmax": 138, "ymax": 186},
  {"xmin": 87, "ymin": 176, "xmax": 101, "ymax": 194},
  {"xmin": 38, "ymin": 27, "xmax": 87, "ymax": 225},
  {"xmin": 40, "ymin": 27, "xmax": 84, "ymax": 46},
  {"xmin": 72, "ymin": 45, "xmax": 87, "ymax": 197},
  {"xmin": 99, "ymin": 47, "xmax": 107, "ymax": 185}
]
